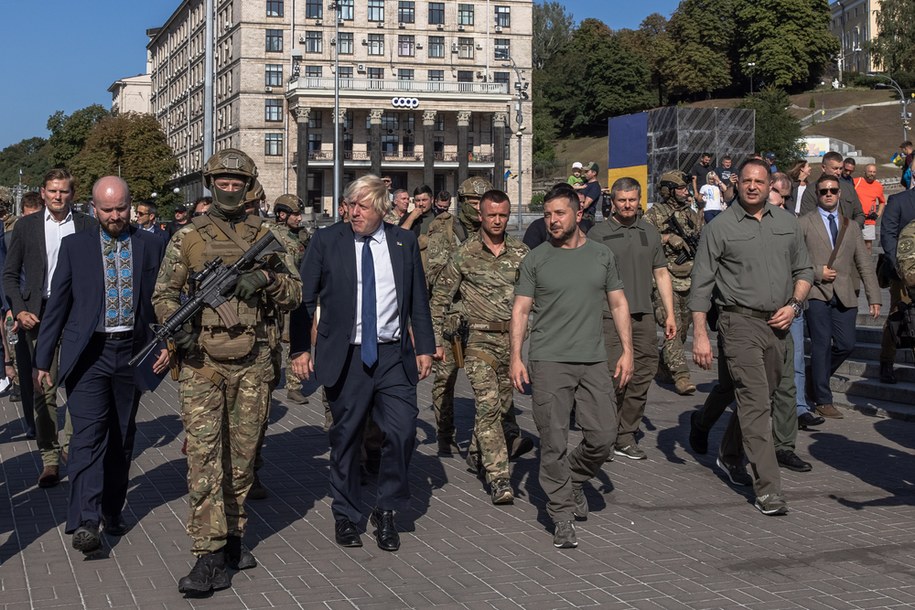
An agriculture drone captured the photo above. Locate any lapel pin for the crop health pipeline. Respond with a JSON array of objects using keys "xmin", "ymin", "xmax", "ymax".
[{"xmin": 396, "ymin": 241, "xmax": 403, "ymax": 246}]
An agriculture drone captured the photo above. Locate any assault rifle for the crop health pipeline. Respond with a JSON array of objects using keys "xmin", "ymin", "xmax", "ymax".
[
  {"xmin": 667, "ymin": 214, "xmax": 700, "ymax": 265},
  {"xmin": 129, "ymin": 231, "xmax": 283, "ymax": 367}
]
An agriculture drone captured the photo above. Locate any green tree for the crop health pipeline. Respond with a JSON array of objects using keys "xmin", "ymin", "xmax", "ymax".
[
  {"xmin": 738, "ymin": 87, "xmax": 805, "ymax": 163},
  {"xmin": 662, "ymin": 0, "xmax": 735, "ymax": 99},
  {"xmin": 70, "ymin": 112, "xmax": 178, "ymax": 201},
  {"xmin": 871, "ymin": 0, "xmax": 915, "ymax": 74},
  {"xmin": 532, "ymin": 1, "xmax": 575, "ymax": 70},
  {"xmin": 734, "ymin": 0, "xmax": 836, "ymax": 89},
  {"xmin": 0, "ymin": 137, "xmax": 54, "ymax": 189},
  {"xmin": 47, "ymin": 104, "xmax": 110, "ymax": 167},
  {"xmin": 618, "ymin": 13, "xmax": 674, "ymax": 106}
]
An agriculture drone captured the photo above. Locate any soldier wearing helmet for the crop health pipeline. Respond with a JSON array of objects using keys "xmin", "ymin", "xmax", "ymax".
[
  {"xmin": 643, "ymin": 169, "xmax": 703, "ymax": 396},
  {"xmin": 152, "ymin": 148, "xmax": 302, "ymax": 595},
  {"xmin": 242, "ymin": 180, "xmax": 266, "ymax": 217},
  {"xmin": 424, "ymin": 175, "xmax": 533, "ymax": 465}
]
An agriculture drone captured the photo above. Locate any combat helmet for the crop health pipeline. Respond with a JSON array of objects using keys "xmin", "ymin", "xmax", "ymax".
[
  {"xmin": 202, "ymin": 148, "xmax": 259, "ymax": 215},
  {"xmin": 657, "ymin": 170, "xmax": 689, "ymax": 203},
  {"xmin": 457, "ymin": 176, "xmax": 493, "ymax": 202},
  {"xmin": 273, "ymin": 194, "xmax": 303, "ymax": 217}
]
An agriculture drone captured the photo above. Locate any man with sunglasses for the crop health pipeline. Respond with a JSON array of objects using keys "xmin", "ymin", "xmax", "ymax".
[
  {"xmin": 135, "ymin": 201, "xmax": 169, "ymax": 245},
  {"xmin": 799, "ymin": 175, "xmax": 881, "ymax": 421},
  {"xmin": 798, "ymin": 151, "xmax": 865, "ymax": 226}
]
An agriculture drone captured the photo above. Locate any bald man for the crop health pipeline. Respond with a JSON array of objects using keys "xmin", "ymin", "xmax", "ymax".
[
  {"xmin": 36, "ymin": 176, "xmax": 169, "ymax": 555},
  {"xmin": 853, "ymin": 163, "xmax": 886, "ymax": 254}
]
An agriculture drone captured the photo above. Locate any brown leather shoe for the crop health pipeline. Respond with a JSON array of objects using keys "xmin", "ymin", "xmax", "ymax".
[
  {"xmin": 38, "ymin": 465, "xmax": 60, "ymax": 488},
  {"xmin": 815, "ymin": 403, "xmax": 843, "ymax": 419}
]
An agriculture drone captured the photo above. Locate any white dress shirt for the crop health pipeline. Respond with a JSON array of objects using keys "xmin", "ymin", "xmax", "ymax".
[
  {"xmin": 352, "ymin": 223, "xmax": 400, "ymax": 344},
  {"xmin": 44, "ymin": 209, "xmax": 75, "ymax": 299}
]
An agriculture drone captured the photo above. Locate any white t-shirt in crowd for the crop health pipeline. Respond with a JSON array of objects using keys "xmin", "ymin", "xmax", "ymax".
[{"xmin": 699, "ymin": 184, "xmax": 724, "ymax": 212}]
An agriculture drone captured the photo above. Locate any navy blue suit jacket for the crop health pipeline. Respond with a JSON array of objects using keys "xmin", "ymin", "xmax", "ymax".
[
  {"xmin": 35, "ymin": 227, "xmax": 166, "ymax": 389},
  {"xmin": 289, "ymin": 221, "xmax": 435, "ymax": 388},
  {"xmin": 881, "ymin": 188, "xmax": 915, "ymax": 270}
]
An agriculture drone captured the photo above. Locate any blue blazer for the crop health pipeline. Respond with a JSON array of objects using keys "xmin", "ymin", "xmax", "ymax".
[
  {"xmin": 289, "ymin": 221, "xmax": 435, "ymax": 388},
  {"xmin": 880, "ymin": 188, "xmax": 915, "ymax": 270},
  {"xmin": 35, "ymin": 227, "xmax": 166, "ymax": 389}
]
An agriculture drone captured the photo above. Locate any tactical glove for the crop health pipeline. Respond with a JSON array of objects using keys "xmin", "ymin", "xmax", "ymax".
[
  {"xmin": 234, "ymin": 270, "xmax": 271, "ymax": 300},
  {"xmin": 172, "ymin": 321, "xmax": 198, "ymax": 351}
]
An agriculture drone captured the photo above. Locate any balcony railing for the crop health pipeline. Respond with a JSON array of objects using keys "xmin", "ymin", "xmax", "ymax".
[
  {"xmin": 287, "ymin": 77, "xmax": 508, "ymax": 96},
  {"xmin": 293, "ymin": 151, "xmax": 495, "ymax": 164}
]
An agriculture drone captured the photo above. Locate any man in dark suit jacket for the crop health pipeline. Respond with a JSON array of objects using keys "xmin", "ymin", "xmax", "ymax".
[
  {"xmin": 878, "ymin": 187, "xmax": 915, "ymax": 382},
  {"xmin": 135, "ymin": 200, "xmax": 169, "ymax": 245},
  {"xmin": 2, "ymin": 168, "xmax": 97, "ymax": 488},
  {"xmin": 36, "ymin": 176, "xmax": 168, "ymax": 555},
  {"xmin": 799, "ymin": 175, "xmax": 881, "ymax": 419},
  {"xmin": 798, "ymin": 152, "xmax": 865, "ymax": 227},
  {"xmin": 290, "ymin": 175, "xmax": 435, "ymax": 552}
]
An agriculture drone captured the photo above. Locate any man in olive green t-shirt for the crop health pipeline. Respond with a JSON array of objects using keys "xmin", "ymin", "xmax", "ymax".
[{"xmin": 510, "ymin": 185, "xmax": 633, "ymax": 550}]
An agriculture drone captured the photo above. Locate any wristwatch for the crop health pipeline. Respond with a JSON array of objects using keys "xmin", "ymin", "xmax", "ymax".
[{"xmin": 786, "ymin": 297, "xmax": 802, "ymax": 319}]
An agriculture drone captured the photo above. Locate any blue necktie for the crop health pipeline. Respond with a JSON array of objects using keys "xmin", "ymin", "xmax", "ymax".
[
  {"xmin": 361, "ymin": 236, "xmax": 378, "ymax": 367},
  {"xmin": 828, "ymin": 213, "xmax": 838, "ymax": 247}
]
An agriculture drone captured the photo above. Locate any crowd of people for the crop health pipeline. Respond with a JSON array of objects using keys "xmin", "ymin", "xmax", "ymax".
[{"xmin": 2, "ymin": 141, "xmax": 912, "ymax": 596}]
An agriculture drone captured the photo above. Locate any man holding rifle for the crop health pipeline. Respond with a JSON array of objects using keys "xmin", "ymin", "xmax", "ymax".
[
  {"xmin": 644, "ymin": 171, "xmax": 703, "ymax": 396},
  {"xmin": 152, "ymin": 149, "xmax": 302, "ymax": 596}
]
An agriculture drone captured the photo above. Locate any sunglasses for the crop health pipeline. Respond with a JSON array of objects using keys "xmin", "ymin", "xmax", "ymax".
[{"xmin": 818, "ymin": 188, "xmax": 839, "ymax": 195}]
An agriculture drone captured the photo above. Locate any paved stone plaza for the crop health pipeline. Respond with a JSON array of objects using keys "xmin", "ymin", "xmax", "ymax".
[{"xmin": 1, "ymin": 363, "xmax": 914, "ymax": 610}]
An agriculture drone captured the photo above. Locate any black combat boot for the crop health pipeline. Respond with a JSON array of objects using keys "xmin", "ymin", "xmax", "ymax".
[
  {"xmin": 225, "ymin": 535, "xmax": 257, "ymax": 570},
  {"xmin": 178, "ymin": 551, "xmax": 231, "ymax": 596}
]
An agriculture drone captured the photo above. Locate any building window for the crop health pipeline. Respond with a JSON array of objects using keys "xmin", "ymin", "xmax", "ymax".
[
  {"xmin": 265, "ymin": 133, "xmax": 283, "ymax": 156},
  {"xmin": 367, "ymin": 34, "xmax": 384, "ymax": 56},
  {"xmin": 398, "ymin": 35, "xmax": 415, "ymax": 57},
  {"xmin": 457, "ymin": 70, "xmax": 474, "ymax": 91},
  {"xmin": 398, "ymin": 68, "xmax": 414, "ymax": 81},
  {"xmin": 339, "ymin": 0, "xmax": 354, "ymax": 20},
  {"xmin": 458, "ymin": 4, "xmax": 474, "ymax": 26},
  {"xmin": 403, "ymin": 135, "xmax": 415, "ymax": 156},
  {"xmin": 308, "ymin": 133, "xmax": 322, "ymax": 153},
  {"xmin": 309, "ymin": 110, "xmax": 322, "ymax": 129},
  {"xmin": 427, "ymin": 36, "xmax": 445, "ymax": 59},
  {"xmin": 458, "ymin": 37, "xmax": 474, "ymax": 60},
  {"xmin": 494, "ymin": 6, "xmax": 510, "ymax": 28},
  {"xmin": 435, "ymin": 115, "xmax": 444, "ymax": 130},
  {"xmin": 368, "ymin": 67, "xmax": 384, "ymax": 88},
  {"xmin": 304, "ymin": 31, "xmax": 322, "ymax": 53},
  {"xmin": 338, "ymin": 66, "xmax": 354, "ymax": 87},
  {"xmin": 305, "ymin": 0, "xmax": 322, "ymax": 19},
  {"xmin": 338, "ymin": 32, "xmax": 354, "ymax": 55},
  {"xmin": 382, "ymin": 135, "xmax": 399, "ymax": 156},
  {"xmin": 381, "ymin": 115, "xmax": 399, "ymax": 131},
  {"xmin": 428, "ymin": 2, "xmax": 444, "ymax": 25},
  {"xmin": 265, "ymin": 99, "xmax": 283, "ymax": 122},
  {"xmin": 428, "ymin": 69, "xmax": 444, "ymax": 81},
  {"xmin": 494, "ymin": 38, "xmax": 510, "ymax": 60},
  {"xmin": 265, "ymin": 29, "xmax": 283, "ymax": 52},
  {"xmin": 493, "ymin": 71, "xmax": 510, "ymax": 86},
  {"xmin": 304, "ymin": 65, "xmax": 322, "ymax": 77},
  {"xmin": 398, "ymin": 1, "xmax": 415, "ymax": 24},
  {"xmin": 266, "ymin": 0, "xmax": 283, "ymax": 17},
  {"xmin": 265, "ymin": 64, "xmax": 283, "ymax": 86},
  {"xmin": 368, "ymin": 0, "xmax": 384, "ymax": 22}
]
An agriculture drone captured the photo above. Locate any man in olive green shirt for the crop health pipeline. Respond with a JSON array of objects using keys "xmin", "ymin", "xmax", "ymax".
[
  {"xmin": 511, "ymin": 185, "xmax": 633, "ymax": 549},
  {"xmin": 589, "ymin": 177, "xmax": 676, "ymax": 460},
  {"xmin": 689, "ymin": 159, "xmax": 813, "ymax": 516}
]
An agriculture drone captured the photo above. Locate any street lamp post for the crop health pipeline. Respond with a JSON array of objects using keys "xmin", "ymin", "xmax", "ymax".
[
  {"xmin": 502, "ymin": 57, "xmax": 528, "ymax": 231},
  {"xmin": 868, "ymin": 73, "xmax": 910, "ymax": 143},
  {"xmin": 330, "ymin": 1, "xmax": 342, "ymax": 223},
  {"xmin": 747, "ymin": 62, "xmax": 756, "ymax": 95}
]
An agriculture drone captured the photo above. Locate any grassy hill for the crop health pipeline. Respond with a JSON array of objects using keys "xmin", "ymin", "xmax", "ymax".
[{"xmin": 551, "ymin": 88, "xmax": 906, "ymax": 183}]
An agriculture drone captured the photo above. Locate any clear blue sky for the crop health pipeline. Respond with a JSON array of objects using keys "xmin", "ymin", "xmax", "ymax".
[{"xmin": 0, "ymin": 0, "xmax": 679, "ymax": 152}]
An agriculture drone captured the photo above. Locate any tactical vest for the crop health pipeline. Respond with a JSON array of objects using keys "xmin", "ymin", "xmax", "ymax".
[{"xmin": 185, "ymin": 214, "xmax": 273, "ymax": 360}]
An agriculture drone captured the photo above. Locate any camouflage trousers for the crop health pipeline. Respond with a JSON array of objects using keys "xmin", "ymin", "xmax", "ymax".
[
  {"xmin": 180, "ymin": 343, "xmax": 273, "ymax": 555},
  {"xmin": 464, "ymin": 331, "xmax": 514, "ymax": 483},
  {"xmin": 432, "ymin": 357, "xmax": 459, "ymax": 442},
  {"xmin": 653, "ymin": 288, "xmax": 693, "ymax": 382}
]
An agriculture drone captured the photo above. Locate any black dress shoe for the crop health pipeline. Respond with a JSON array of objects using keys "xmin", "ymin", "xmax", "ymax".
[
  {"xmin": 72, "ymin": 521, "xmax": 101, "ymax": 553},
  {"xmin": 798, "ymin": 411, "xmax": 825, "ymax": 430},
  {"xmin": 334, "ymin": 518, "xmax": 363, "ymax": 548},
  {"xmin": 103, "ymin": 514, "xmax": 131, "ymax": 537},
  {"xmin": 776, "ymin": 449, "xmax": 812, "ymax": 472},
  {"xmin": 370, "ymin": 509, "xmax": 400, "ymax": 552}
]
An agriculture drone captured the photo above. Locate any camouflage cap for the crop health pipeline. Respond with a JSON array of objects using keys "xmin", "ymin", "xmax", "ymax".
[{"xmin": 457, "ymin": 176, "xmax": 493, "ymax": 200}]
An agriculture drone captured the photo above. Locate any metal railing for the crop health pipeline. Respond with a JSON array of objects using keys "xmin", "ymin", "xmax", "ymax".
[{"xmin": 287, "ymin": 77, "xmax": 508, "ymax": 96}]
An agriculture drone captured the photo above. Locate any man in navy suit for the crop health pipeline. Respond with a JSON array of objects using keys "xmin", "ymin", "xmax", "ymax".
[
  {"xmin": 879, "ymin": 188, "xmax": 915, "ymax": 383},
  {"xmin": 290, "ymin": 174, "xmax": 435, "ymax": 552},
  {"xmin": 36, "ymin": 176, "xmax": 169, "ymax": 555},
  {"xmin": 135, "ymin": 200, "xmax": 170, "ymax": 246}
]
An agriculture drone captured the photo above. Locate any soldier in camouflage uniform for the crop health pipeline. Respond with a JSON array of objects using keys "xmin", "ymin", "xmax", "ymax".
[
  {"xmin": 152, "ymin": 149, "xmax": 302, "ymax": 596},
  {"xmin": 643, "ymin": 170, "xmax": 703, "ymax": 396},
  {"xmin": 430, "ymin": 190, "xmax": 529, "ymax": 504},
  {"xmin": 425, "ymin": 177, "xmax": 532, "ymax": 462}
]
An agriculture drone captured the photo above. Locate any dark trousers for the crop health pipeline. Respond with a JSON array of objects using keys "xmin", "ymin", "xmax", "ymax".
[
  {"xmin": 529, "ymin": 360, "xmax": 615, "ymax": 523},
  {"xmin": 805, "ymin": 298, "xmax": 857, "ymax": 406},
  {"xmin": 64, "ymin": 335, "xmax": 140, "ymax": 533},
  {"xmin": 604, "ymin": 313, "xmax": 657, "ymax": 447},
  {"xmin": 326, "ymin": 343, "xmax": 417, "ymax": 524},
  {"xmin": 13, "ymin": 329, "xmax": 35, "ymax": 433}
]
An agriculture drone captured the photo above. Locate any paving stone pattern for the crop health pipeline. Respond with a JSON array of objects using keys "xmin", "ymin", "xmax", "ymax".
[{"xmin": 1, "ymin": 364, "xmax": 915, "ymax": 609}]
